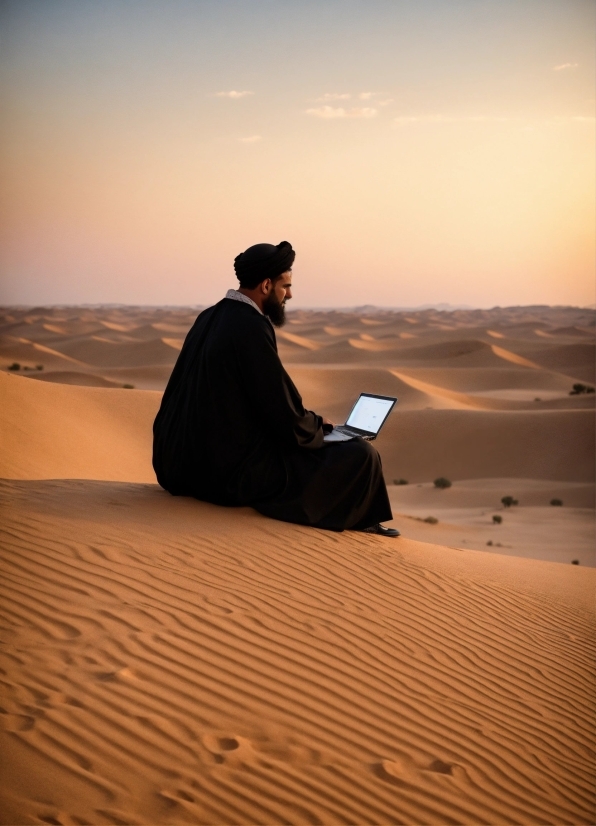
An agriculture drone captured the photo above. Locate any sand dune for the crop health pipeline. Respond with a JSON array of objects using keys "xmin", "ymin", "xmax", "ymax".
[
  {"xmin": 0, "ymin": 373, "xmax": 159, "ymax": 481},
  {"xmin": 25, "ymin": 370, "xmax": 127, "ymax": 388},
  {"xmin": 1, "ymin": 478, "xmax": 594, "ymax": 826},
  {"xmin": 387, "ymin": 478, "xmax": 595, "ymax": 565},
  {"xmin": 1, "ymin": 303, "xmax": 594, "ymax": 825},
  {"xmin": 51, "ymin": 336, "xmax": 182, "ymax": 368},
  {"xmin": 276, "ymin": 330, "xmax": 323, "ymax": 350},
  {"xmin": 2, "ymin": 369, "xmax": 592, "ymax": 487},
  {"xmin": 0, "ymin": 336, "xmax": 88, "ymax": 369},
  {"xmin": 524, "ymin": 342, "xmax": 595, "ymax": 378},
  {"xmin": 377, "ymin": 408, "xmax": 594, "ymax": 483}
]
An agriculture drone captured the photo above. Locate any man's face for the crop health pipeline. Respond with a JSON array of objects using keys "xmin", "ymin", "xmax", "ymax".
[{"xmin": 263, "ymin": 270, "xmax": 292, "ymax": 327}]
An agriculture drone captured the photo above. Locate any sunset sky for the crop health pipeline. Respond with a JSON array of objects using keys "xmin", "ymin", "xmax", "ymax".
[{"xmin": 0, "ymin": 0, "xmax": 594, "ymax": 308}]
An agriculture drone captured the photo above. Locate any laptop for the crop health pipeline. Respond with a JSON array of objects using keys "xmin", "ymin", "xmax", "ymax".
[{"xmin": 323, "ymin": 393, "xmax": 398, "ymax": 443}]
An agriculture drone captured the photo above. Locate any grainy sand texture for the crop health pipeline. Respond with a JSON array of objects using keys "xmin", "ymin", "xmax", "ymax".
[{"xmin": 1, "ymin": 304, "xmax": 594, "ymax": 825}]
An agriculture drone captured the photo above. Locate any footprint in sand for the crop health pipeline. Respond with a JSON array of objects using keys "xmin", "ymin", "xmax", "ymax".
[{"xmin": 202, "ymin": 733, "xmax": 257, "ymax": 765}]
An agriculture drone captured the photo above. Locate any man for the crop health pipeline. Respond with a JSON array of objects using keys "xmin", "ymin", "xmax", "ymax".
[{"xmin": 153, "ymin": 241, "xmax": 399, "ymax": 536}]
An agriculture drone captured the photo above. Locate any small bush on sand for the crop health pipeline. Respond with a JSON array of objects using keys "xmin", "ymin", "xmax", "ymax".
[
  {"xmin": 393, "ymin": 478, "xmax": 408, "ymax": 485},
  {"xmin": 36, "ymin": 364, "xmax": 43, "ymax": 370},
  {"xmin": 487, "ymin": 540, "xmax": 493, "ymax": 546},
  {"xmin": 122, "ymin": 384, "xmax": 135, "ymax": 389},
  {"xmin": 569, "ymin": 383, "xmax": 595, "ymax": 395},
  {"xmin": 424, "ymin": 516, "xmax": 438, "ymax": 524},
  {"xmin": 550, "ymin": 498, "xmax": 563, "ymax": 506},
  {"xmin": 492, "ymin": 515, "xmax": 502, "ymax": 524},
  {"xmin": 434, "ymin": 477, "xmax": 452, "ymax": 489},
  {"xmin": 571, "ymin": 560, "xmax": 579, "ymax": 565},
  {"xmin": 8, "ymin": 363, "xmax": 20, "ymax": 371},
  {"xmin": 501, "ymin": 496, "xmax": 518, "ymax": 507}
]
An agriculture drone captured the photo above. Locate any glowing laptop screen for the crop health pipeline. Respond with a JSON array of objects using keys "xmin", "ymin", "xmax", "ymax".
[{"xmin": 345, "ymin": 394, "xmax": 395, "ymax": 434}]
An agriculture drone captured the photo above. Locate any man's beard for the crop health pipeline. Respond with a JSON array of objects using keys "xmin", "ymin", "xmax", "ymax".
[{"xmin": 263, "ymin": 292, "xmax": 287, "ymax": 327}]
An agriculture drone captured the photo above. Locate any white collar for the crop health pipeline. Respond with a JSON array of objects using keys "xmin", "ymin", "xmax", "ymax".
[{"xmin": 225, "ymin": 288, "xmax": 263, "ymax": 315}]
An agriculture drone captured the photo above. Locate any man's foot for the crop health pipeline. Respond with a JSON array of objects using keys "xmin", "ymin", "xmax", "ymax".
[{"xmin": 361, "ymin": 523, "xmax": 401, "ymax": 537}]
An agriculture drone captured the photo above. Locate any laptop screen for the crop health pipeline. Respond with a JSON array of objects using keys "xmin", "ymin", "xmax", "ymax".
[{"xmin": 345, "ymin": 394, "xmax": 396, "ymax": 434}]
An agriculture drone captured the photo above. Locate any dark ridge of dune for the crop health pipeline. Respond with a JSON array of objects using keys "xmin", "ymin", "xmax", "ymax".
[
  {"xmin": 24, "ymin": 370, "xmax": 126, "ymax": 388},
  {"xmin": 376, "ymin": 408, "xmax": 595, "ymax": 483},
  {"xmin": 0, "ymin": 336, "xmax": 90, "ymax": 369},
  {"xmin": 551, "ymin": 326, "xmax": 595, "ymax": 337},
  {"xmin": 526, "ymin": 341, "xmax": 595, "ymax": 368},
  {"xmin": 395, "ymin": 366, "xmax": 573, "ymax": 393}
]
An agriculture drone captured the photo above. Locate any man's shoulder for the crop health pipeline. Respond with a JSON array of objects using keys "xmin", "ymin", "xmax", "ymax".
[
  {"xmin": 221, "ymin": 298, "xmax": 273, "ymax": 332},
  {"xmin": 192, "ymin": 299, "xmax": 274, "ymax": 346}
]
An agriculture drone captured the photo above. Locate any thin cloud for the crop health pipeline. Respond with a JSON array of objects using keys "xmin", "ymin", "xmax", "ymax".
[
  {"xmin": 358, "ymin": 92, "xmax": 375, "ymax": 100},
  {"xmin": 394, "ymin": 114, "xmax": 509, "ymax": 124},
  {"xmin": 306, "ymin": 106, "xmax": 377, "ymax": 119},
  {"xmin": 215, "ymin": 90, "xmax": 254, "ymax": 98},
  {"xmin": 316, "ymin": 93, "xmax": 351, "ymax": 101},
  {"xmin": 394, "ymin": 114, "xmax": 594, "ymax": 126},
  {"xmin": 553, "ymin": 63, "xmax": 579, "ymax": 71},
  {"xmin": 238, "ymin": 135, "xmax": 262, "ymax": 143}
]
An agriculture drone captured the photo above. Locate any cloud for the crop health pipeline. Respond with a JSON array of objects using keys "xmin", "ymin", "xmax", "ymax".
[
  {"xmin": 378, "ymin": 99, "xmax": 394, "ymax": 107},
  {"xmin": 394, "ymin": 113, "xmax": 595, "ymax": 126},
  {"xmin": 394, "ymin": 114, "xmax": 509, "ymax": 124},
  {"xmin": 238, "ymin": 135, "xmax": 262, "ymax": 143},
  {"xmin": 316, "ymin": 93, "xmax": 351, "ymax": 101},
  {"xmin": 553, "ymin": 63, "xmax": 579, "ymax": 71},
  {"xmin": 358, "ymin": 92, "xmax": 374, "ymax": 100},
  {"xmin": 306, "ymin": 106, "xmax": 377, "ymax": 119},
  {"xmin": 215, "ymin": 90, "xmax": 254, "ymax": 98}
]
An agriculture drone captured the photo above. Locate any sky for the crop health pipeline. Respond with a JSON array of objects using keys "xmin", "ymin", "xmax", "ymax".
[{"xmin": 0, "ymin": 0, "xmax": 594, "ymax": 308}]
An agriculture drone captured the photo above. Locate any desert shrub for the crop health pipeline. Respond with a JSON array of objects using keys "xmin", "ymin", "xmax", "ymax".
[
  {"xmin": 501, "ymin": 496, "xmax": 518, "ymax": 507},
  {"xmin": 434, "ymin": 477, "xmax": 452, "ymax": 489},
  {"xmin": 550, "ymin": 498, "xmax": 563, "ymax": 506},
  {"xmin": 486, "ymin": 540, "xmax": 493, "ymax": 546},
  {"xmin": 569, "ymin": 383, "xmax": 595, "ymax": 395},
  {"xmin": 7, "ymin": 363, "xmax": 20, "ymax": 371},
  {"xmin": 424, "ymin": 516, "xmax": 438, "ymax": 524},
  {"xmin": 36, "ymin": 364, "xmax": 43, "ymax": 370},
  {"xmin": 534, "ymin": 397, "xmax": 541, "ymax": 402},
  {"xmin": 122, "ymin": 383, "xmax": 135, "ymax": 389},
  {"xmin": 492, "ymin": 515, "xmax": 502, "ymax": 524},
  {"xmin": 571, "ymin": 560, "xmax": 579, "ymax": 565},
  {"xmin": 393, "ymin": 478, "xmax": 408, "ymax": 485}
]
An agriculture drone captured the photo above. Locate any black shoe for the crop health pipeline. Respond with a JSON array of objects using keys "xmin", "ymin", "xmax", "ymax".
[{"xmin": 361, "ymin": 523, "xmax": 401, "ymax": 537}]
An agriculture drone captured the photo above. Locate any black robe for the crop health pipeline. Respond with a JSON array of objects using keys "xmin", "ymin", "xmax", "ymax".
[{"xmin": 152, "ymin": 298, "xmax": 392, "ymax": 531}]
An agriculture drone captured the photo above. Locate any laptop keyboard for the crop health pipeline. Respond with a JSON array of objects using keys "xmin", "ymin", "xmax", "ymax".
[{"xmin": 336, "ymin": 426, "xmax": 363, "ymax": 437}]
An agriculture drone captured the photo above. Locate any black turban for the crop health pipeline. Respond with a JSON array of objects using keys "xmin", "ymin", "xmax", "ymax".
[{"xmin": 234, "ymin": 241, "xmax": 295, "ymax": 289}]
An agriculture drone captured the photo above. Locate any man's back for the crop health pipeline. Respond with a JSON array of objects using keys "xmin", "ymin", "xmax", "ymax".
[{"xmin": 152, "ymin": 298, "xmax": 323, "ymax": 504}]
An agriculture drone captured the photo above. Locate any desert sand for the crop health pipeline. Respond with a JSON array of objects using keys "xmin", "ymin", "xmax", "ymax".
[{"xmin": 1, "ymin": 303, "xmax": 594, "ymax": 824}]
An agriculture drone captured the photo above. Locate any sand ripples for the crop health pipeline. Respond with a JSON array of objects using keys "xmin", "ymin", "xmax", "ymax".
[{"xmin": 1, "ymin": 479, "xmax": 594, "ymax": 825}]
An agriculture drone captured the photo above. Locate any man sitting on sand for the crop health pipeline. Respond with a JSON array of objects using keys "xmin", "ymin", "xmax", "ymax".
[{"xmin": 153, "ymin": 241, "xmax": 399, "ymax": 536}]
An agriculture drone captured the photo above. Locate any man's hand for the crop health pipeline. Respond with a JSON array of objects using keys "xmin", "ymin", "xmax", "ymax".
[{"xmin": 322, "ymin": 416, "xmax": 335, "ymax": 434}]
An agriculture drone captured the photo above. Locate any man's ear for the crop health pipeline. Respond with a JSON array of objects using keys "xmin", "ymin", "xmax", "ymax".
[{"xmin": 261, "ymin": 278, "xmax": 272, "ymax": 295}]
